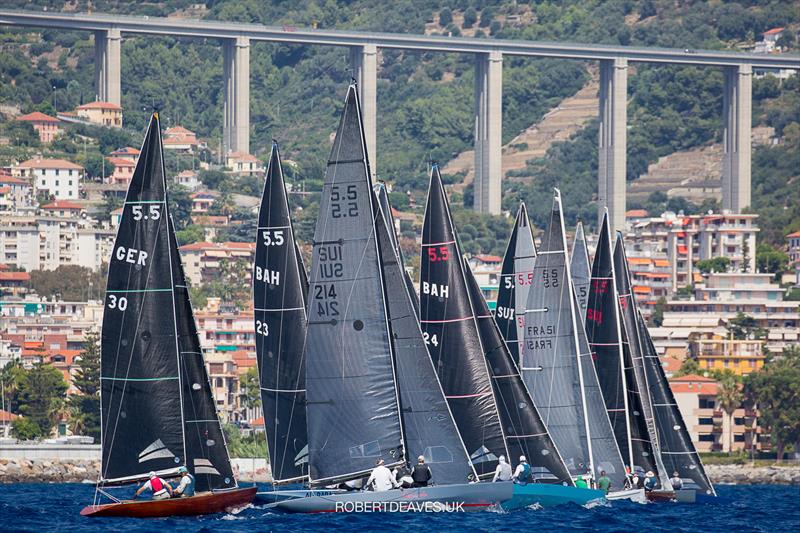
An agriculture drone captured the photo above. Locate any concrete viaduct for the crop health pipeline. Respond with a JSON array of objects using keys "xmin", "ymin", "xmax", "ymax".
[{"xmin": 1, "ymin": 10, "xmax": 798, "ymax": 230}]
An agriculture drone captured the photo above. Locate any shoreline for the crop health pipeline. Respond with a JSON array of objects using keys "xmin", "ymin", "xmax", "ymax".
[{"xmin": 1, "ymin": 458, "xmax": 799, "ymax": 485}]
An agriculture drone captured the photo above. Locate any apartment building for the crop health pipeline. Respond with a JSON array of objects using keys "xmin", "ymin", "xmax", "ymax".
[
  {"xmin": 105, "ymin": 157, "xmax": 136, "ymax": 186},
  {"xmin": 13, "ymin": 158, "xmax": 83, "ymax": 200},
  {"xmin": 788, "ymin": 230, "xmax": 800, "ymax": 286},
  {"xmin": 0, "ymin": 173, "xmax": 33, "ymax": 210},
  {"xmin": 178, "ymin": 241, "xmax": 255, "ymax": 286},
  {"xmin": 75, "ymin": 101, "xmax": 122, "ymax": 127},
  {"xmin": 163, "ymin": 126, "xmax": 199, "ymax": 152},
  {"xmin": 225, "ymin": 151, "xmax": 264, "ymax": 177}
]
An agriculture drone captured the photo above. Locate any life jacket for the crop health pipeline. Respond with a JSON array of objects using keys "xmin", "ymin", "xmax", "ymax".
[
  {"xmin": 150, "ymin": 476, "xmax": 164, "ymax": 493},
  {"xmin": 412, "ymin": 464, "xmax": 431, "ymax": 483},
  {"xmin": 519, "ymin": 463, "xmax": 532, "ymax": 482}
]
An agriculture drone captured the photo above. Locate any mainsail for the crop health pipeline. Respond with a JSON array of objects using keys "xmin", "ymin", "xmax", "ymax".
[
  {"xmin": 375, "ymin": 183, "xmax": 419, "ymax": 314},
  {"xmin": 613, "ymin": 234, "xmax": 670, "ymax": 486},
  {"xmin": 100, "ymin": 113, "xmax": 234, "ymax": 487},
  {"xmin": 638, "ymin": 310, "xmax": 716, "ymax": 496},
  {"xmin": 585, "ymin": 211, "xmax": 637, "ymax": 474},
  {"xmin": 376, "ymin": 200, "xmax": 477, "ymax": 485},
  {"xmin": 419, "ymin": 166, "xmax": 508, "ymax": 478},
  {"xmin": 494, "ymin": 203, "xmax": 537, "ymax": 366},
  {"xmin": 521, "ymin": 190, "xmax": 626, "ymax": 487},
  {"xmin": 304, "ymin": 85, "xmax": 404, "ymax": 485},
  {"xmin": 253, "ymin": 143, "xmax": 309, "ymax": 483},
  {"xmin": 463, "ymin": 257, "xmax": 573, "ymax": 485},
  {"xmin": 570, "ymin": 221, "xmax": 591, "ymax": 316}
]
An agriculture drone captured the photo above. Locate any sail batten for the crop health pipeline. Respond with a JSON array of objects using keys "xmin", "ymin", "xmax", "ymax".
[
  {"xmin": 419, "ymin": 167, "xmax": 508, "ymax": 479},
  {"xmin": 253, "ymin": 143, "xmax": 309, "ymax": 483}
]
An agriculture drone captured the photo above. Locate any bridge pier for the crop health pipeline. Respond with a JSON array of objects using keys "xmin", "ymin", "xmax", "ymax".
[
  {"xmin": 223, "ymin": 36, "xmax": 250, "ymax": 155},
  {"xmin": 474, "ymin": 50, "xmax": 503, "ymax": 215},
  {"xmin": 722, "ymin": 64, "xmax": 752, "ymax": 213},
  {"xmin": 93, "ymin": 28, "xmax": 121, "ymax": 105},
  {"xmin": 598, "ymin": 57, "xmax": 628, "ymax": 233},
  {"xmin": 350, "ymin": 44, "xmax": 377, "ymax": 178}
]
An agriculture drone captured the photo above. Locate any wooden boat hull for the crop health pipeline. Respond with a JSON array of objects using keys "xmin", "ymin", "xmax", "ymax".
[
  {"xmin": 502, "ymin": 483, "xmax": 604, "ymax": 510},
  {"xmin": 274, "ymin": 482, "xmax": 513, "ymax": 513},
  {"xmin": 645, "ymin": 489, "xmax": 676, "ymax": 503},
  {"xmin": 80, "ymin": 486, "xmax": 257, "ymax": 518}
]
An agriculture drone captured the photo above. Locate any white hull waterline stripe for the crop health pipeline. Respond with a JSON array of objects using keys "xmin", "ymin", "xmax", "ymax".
[
  {"xmin": 445, "ymin": 391, "xmax": 494, "ymax": 399},
  {"xmin": 420, "ymin": 316, "xmax": 473, "ymax": 324},
  {"xmin": 106, "ymin": 288, "xmax": 172, "ymax": 293},
  {"xmin": 258, "ymin": 224, "xmax": 292, "ymax": 229},
  {"xmin": 261, "ymin": 387, "xmax": 306, "ymax": 393},
  {"xmin": 506, "ymin": 432, "xmax": 548, "ymax": 438},
  {"xmin": 421, "ymin": 240, "xmax": 456, "ymax": 247},
  {"xmin": 101, "ymin": 376, "xmax": 179, "ymax": 382}
]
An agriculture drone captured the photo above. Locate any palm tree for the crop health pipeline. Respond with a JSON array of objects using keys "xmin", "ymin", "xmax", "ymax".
[{"xmin": 716, "ymin": 376, "xmax": 743, "ymax": 454}]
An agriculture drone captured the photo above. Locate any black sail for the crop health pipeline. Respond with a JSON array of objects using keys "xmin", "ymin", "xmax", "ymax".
[
  {"xmin": 253, "ymin": 143, "xmax": 309, "ymax": 483},
  {"xmin": 170, "ymin": 219, "xmax": 236, "ymax": 492},
  {"xmin": 463, "ymin": 258, "xmax": 573, "ymax": 485},
  {"xmin": 586, "ymin": 212, "xmax": 638, "ymax": 474},
  {"xmin": 613, "ymin": 234, "xmax": 671, "ymax": 485},
  {"xmin": 494, "ymin": 203, "xmax": 537, "ymax": 366},
  {"xmin": 570, "ymin": 221, "xmax": 591, "ymax": 317},
  {"xmin": 375, "ymin": 183, "xmax": 419, "ymax": 314},
  {"xmin": 376, "ymin": 202, "xmax": 477, "ymax": 485},
  {"xmin": 420, "ymin": 166, "xmax": 508, "ymax": 478},
  {"xmin": 100, "ymin": 113, "xmax": 186, "ymax": 484},
  {"xmin": 638, "ymin": 310, "xmax": 716, "ymax": 496},
  {"xmin": 521, "ymin": 191, "xmax": 626, "ymax": 488},
  {"xmin": 304, "ymin": 85, "xmax": 404, "ymax": 485}
]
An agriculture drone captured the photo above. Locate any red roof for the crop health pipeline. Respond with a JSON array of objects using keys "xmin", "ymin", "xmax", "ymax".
[
  {"xmin": 110, "ymin": 147, "xmax": 140, "ymax": 156},
  {"xmin": 0, "ymin": 271, "xmax": 30, "ymax": 282},
  {"xmin": 670, "ymin": 374, "xmax": 716, "ymax": 383},
  {"xmin": 0, "ymin": 186, "xmax": 10, "ymax": 194},
  {"xmin": 474, "ymin": 254, "xmax": 502, "ymax": 263},
  {"xmin": 626, "ymin": 209, "xmax": 649, "ymax": 218},
  {"xmin": 250, "ymin": 416, "xmax": 265, "ymax": 427},
  {"xmin": 77, "ymin": 101, "xmax": 122, "ymax": 111},
  {"xmin": 165, "ymin": 126, "xmax": 195, "ymax": 136},
  {"xmin": 42, "ymin": 200, "xmax": 83, "ymax": 210},
  {"xmin": 105, "ymin": 157, "xmax": 136, "ymax": 167},
  {"xmin": 763, "ymin": 27, "xmax": 785, "ymax": 36},
  {"xmin": 787, "ymin": 231, "xmax": 800, "ymax": 238},
  {"xmin": 0, "ymin": 175, "xmax": 28, "ymax": 185},
  {"xmin": 17, "ymin": 111, "xmax": 60, "ymax": 123},
  {"xmin": 17, "ymin": 158, "xmax": 83, "ymax": 170},
  {"xmin": 0, "ymin": 409, "xmax": 19, "ymax": 423}
]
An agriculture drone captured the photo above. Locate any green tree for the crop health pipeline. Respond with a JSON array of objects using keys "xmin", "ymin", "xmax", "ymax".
[
  {"xmin": 29, "ymin": 265, "xmax": 104, "ymax": 301},
  {"xmin": 169, "ymin": 184, "xmax": 193, "ymax": 230},
  {"xmin": 175, "ymin": 224, "xmax": 205, "ymax": 246},
  {"xmin": 677, "ymin": 357, "xmax": 701, "ymax": 377},
  {"xmin": 696, "ymin": 257, "xmax": 731, "ymax": 274},
  {"xmin": 745, "ymin": 347, "xmax": 800, "ymax": 462},
  {"xmin": 4, "ymin": 121, "xmax": 40, "ymax": 147},
  {"xmin": 0, "ymin": 360, "xmax": 27, "ymax": 414},
  {"xmin": 438, "ymin": 7, "xmax": 452, "ymax": 26},
  {"xmin": 716, "ymin": 375, "xmax": 743, "ymax": 454},
  {"xmin": 756, "ymin": 244, "xmax": 789, "ymax": 281},
  {"xmin": 479, "ymin": 7, "xmax": 494, "ymax": 28},
  {"xmin": 463, "ymin": 7, "xmax": 477, "ymax": 28},
  {"xmin": 77, "ymin": 152, "xmax": 114, "ymax": 181},
  {"xmin": 239, "ymin": 367, "xmax": 261, "ymax": 411},
  {"xmin": 727, "ymin": 312, "xmax": 767, "ymax": 340},
  {"xmin": 11, "ymin": 417, "xmax": 41, "ymax": 441},
  {"xmin": 16, "ymin": 363, "xmax": 68, "ymax": 437},
  {"xmin": 68, "ymin": 331, "xmax": 101, "ymax": 439},
  {"xmin": 652, "ymin": 296, "xmax": 667, "ymax": 327}
]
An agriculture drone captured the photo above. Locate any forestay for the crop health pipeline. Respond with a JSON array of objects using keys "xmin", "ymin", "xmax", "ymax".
[
  {"xmin": 419, "ymin": 166, "xmax": 508, "ymax": 479},
  {"xmin": 304, "ymin": 85, "xmax": 404, "ymax": 486},
  {"xmin": 253, "ymin": 143, "xmax": 309, "ymax": 483},
  {"xmin": 463, "ymin": 257, "xmax": 573, "ymax": 485}
]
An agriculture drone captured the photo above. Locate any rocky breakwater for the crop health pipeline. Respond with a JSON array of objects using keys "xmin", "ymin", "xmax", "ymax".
[
  {"xmin": 706, "ymin": 464, "xmax": 800, "ymax": 485},
  {"xmin": 0, "ymin": 458, "xmax": 100, "ymax": 483}
]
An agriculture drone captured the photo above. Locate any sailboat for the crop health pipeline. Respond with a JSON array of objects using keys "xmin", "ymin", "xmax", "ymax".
[
  {"xmin": 520, "ymin": 190, "xmax": 641, "ymax": 502},
  {"xmin": 461, "ymin": 256, "xmax": 604, "ymax": 509},
  {"xmin": 80, "ymin": 112, "xmax": 256, "ymax": 518},
  {"xmin": 252, "ymin": 143, "xmax": 317, "ymax": 505},
  {"xmin": 275, "ymin": 86, "xmax": 511, "ymax": 513},
  {"xmin": 614, "ymin": 233, "xmax": 716, "ymax": 500},
  {"xmin": 419, "ymin": 165, "xmax": 509, "ymax": 479},
  {"xmin": 586, "ymin": 210, "xmax": 657, "ymax": 500},
  {"xmin": 612, "ymin": 233, "xmax": 674, "ymax": 501},
  {"xmin": 570, "ymin": 221, "xmax": 591, "ymax": 316},
  {"xmin": 494, "ymin": 203, "xmax": 537, "ymax": 367}
]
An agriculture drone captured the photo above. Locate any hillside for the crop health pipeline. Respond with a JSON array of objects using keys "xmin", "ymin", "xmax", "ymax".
[{"xmin": 0, "ymin": 0, "xmax": 798, "ymax": 252}]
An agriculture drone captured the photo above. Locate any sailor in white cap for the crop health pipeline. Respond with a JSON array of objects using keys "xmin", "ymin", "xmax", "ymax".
[
  {"xmin": 512, "ymin": 455, "xmax": 532, "ymax": 484},
  {"xmin": 366, "ymin": 458, "xmax": 400, "ymax": 492},
  {"xmin": 492, "ymin": 455, "xmax": 513, "ymax": 482},
  {"xmin": 134, "ymin": 471, "xmax": 173, "ymax": 500}
]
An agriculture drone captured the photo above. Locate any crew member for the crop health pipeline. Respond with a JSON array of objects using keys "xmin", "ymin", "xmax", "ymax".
[
  {"xmin": 135, "ymin": 471, "xmax": 173, "ymax": 500},
  {"xmin": 492, "ymin": 455, "xmax": 512, "ymax": 482},
  {"xmin": 670, "ymin": 471, "xmax": 683, "ymax": 491},
  {"xmin": 412, "ymin": 455, "xmax": 432, "ymax": 487},
  {"xmin": 393, "ymin": 462, "xmax": 414, "ymax": 488},
  {"xmin": 173, "ymin": 466, "xmax": 195, "ymax": 498},
  {"xmin": 644, "ymin": 471, "xmax": 657, "ymax": 492},
  {"xmin": 366, "ymin": 459, "xmax": 400, "ymax": 492},
  {"xmin": 596, "ymin": 470, "xmax": 612, "ymax": 494},
  {"xmin": 512, "ymin": 455, "xmax": 532, "ymax": 484}
]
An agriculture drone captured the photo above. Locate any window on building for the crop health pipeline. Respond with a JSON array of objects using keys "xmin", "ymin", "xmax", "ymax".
[
  {"xmin": 699, "ymin": 398, "xmax": 716, "ymax": 409},
  {"xmin": 698, "ymin": 417, "xmax": 714, "ymax": 425},
  {"xmin": 734, "ymin": 434, "xmax": 745, "ymax": 442},
  {"xmin": 55, "ymin": 169, "xmax": 59, "ymax": 176},
  {"xmin": 698, "ymin": 434, "xmax": 714, "ymax": 442},
  {"xmin": 734, "ymin": 417, "xmax": 745, "ymax": 425}
]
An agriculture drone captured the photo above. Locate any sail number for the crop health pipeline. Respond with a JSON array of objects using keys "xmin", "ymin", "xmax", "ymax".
[
  {"xmin": 541, "ymin": 268, "xmax": 559, "ymax": 288},
  {"xmin": 422, "ymin": 332, "xmax": 439, "ymax": 347},
  {"xmin": 255, "ymin": 320, "xmax": 269, "ymax": 336},
  {"xmin": 107, "ymin": 295, "xmax": 128, "ymax": 311},
  {"xmin": 330, "ymin": 184, "xmax": 358, "ymax": 218},
  {"xmin": 426, "ymin": 246, "xmax": 450, "ymax": 262},
  {"xmin": 131, "ymin": 204, "xmax": 161, "ymax": 221},
  {"xmin": 587, "ymin": 308, "xmax": 603, "ymax": 324},
  {"xmin": 313, "ymin": 283, "xmax": 340, "ymax": 317},
  {"xmin": 261, "ymin": 229, "xmax": 285, "ymax": 246}
]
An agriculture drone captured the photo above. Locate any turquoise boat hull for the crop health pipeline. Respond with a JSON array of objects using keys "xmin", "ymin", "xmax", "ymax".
[{"xmin": 502, "ymin": 483, "xmax": 605, "ymax": 510}]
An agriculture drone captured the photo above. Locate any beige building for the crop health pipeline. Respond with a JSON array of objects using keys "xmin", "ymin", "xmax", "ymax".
[
  {"xmin": 0, "ymin": 173, "xmax": 33, "ymax": 209},
  {"xmin": 76, "ymin": 101, "xmax": 122, "ymax": 127},
  {"xmin": 225, "ymin": 151, "xmax": 264, "ymax": 177},
  {"xmin": 163, "ymin": 126, "xmax": 199, "ymax": 152},
  {"xmin": 178, "ymin": 241, "xmax": 255, "ymax": 286},
  {"xmin": 105, "ymin": 157, "xmax": 136, "ymax": 186},
  {"xmin": 16, "ymin": 111, "xmax": 62, "ymax": 143}
]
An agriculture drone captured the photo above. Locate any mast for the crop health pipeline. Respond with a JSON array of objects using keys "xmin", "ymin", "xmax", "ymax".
[
  {"xmin": 463, "ymin": 257, "xmax": 573, "ymax": 485},
  {"xmin": 304, "ymin": 85, "xmax": 404, "ymax": 486},
  {"xmin": 253, "ymin": 142, "xmax": 309, "ymax": 484},
  {"xmin": 570, "ymin": 221, "xmax": 591, "ymax": 318},
  {"xmin": 99, "ymin": 112, "xmax": 186, "ymax": 485},
  {"xmin": 419, "ymin": 165, "xmax": 508, "ymax": 479},
  {"xmin": 586, "ymin": 210, "xmax": 635, "ymax": 473},
  {"xmin": 613, "ymin": 233, "xmax": 672, "ymax": 488}
]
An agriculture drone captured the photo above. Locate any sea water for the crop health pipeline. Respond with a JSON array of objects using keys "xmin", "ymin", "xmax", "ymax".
[{"xmin": 0, "ymin": 483, "xmax": 797, "ymax": 532}]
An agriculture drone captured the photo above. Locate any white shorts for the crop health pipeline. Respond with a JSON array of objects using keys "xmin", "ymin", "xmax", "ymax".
[{"xmin": 153, "ymin": 490, "xmax": 170, "ymax": 500}]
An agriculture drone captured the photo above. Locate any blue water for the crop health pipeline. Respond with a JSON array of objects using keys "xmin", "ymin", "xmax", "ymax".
[{"xmin": 1, "ymin": 483, "xmax": 798, "ymax": 532}]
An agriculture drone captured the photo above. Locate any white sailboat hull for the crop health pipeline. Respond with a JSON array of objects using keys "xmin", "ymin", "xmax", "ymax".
[{"xmin": 606, "ymin": 488, "xmax": 646, "ymax": 503}]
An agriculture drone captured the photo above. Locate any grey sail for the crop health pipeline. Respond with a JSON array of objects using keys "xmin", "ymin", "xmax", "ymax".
[
  {"xmin": 494, "ymin": 203, "xmax": 537, "ymax": 366},
  {"xmin": 521, "ymin": 191, "xmax": 626, "ymax": 488},
  {"xmin": 420, "ymin": 166, "xmax": 508, "ymax": 479},
  {"xmin": 613, "ymin": 233, "xmax": 671, "ymax": 487},
  {"xmin": 570, "ymin": 221, "xmax": 591, "ymax": 318},
  {"xmin": 253, "ymin": 143, "xmax": 309, "ymax": 483},
  {"xmin": 375, "ymin": 183, "xmax": 419, "ymax": 314},
  {"xmin": 463, "ymin": 257, "xmax": 573, "ymax": 485},
  {"xmin": 375, "ymin": 199, "xmax": 477, "ymax": 485},
  {"xmin": 304, "ymin": 85, "xmax": 404, "ymax": 486},
  {"xmin": 638, "ymin": 310, "xmax": 716, "ymax": 496}
]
